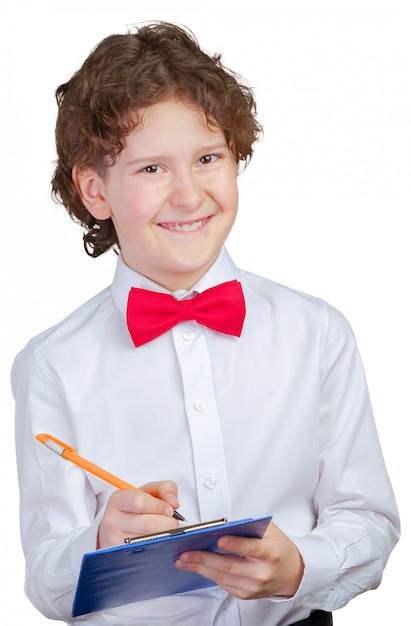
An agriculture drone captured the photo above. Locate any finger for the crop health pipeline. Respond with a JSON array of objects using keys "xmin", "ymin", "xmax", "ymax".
[
  {"xmin": 99, "ymin": 495, "xmax": 179, "ymax": 548},
  {"xmin": 109, "ymin": 488, "xmax": 175, "ymax": 517},
  {"xmin": 218, "ymin": 534, "xmax": 263, "ymax": 560},
  {"xmin": 140, "ymin": 480, "xmax": 180, "ymax": 511},
  {"xmin": 175, "ymin": 550, "xmax": 262, "ymax": 598},
  {"xmin": 99, "ymin": 511, "xmax": 178, "ymax": 549},
  {"xmin": 118, "ymin": 512, "xmax": 179, "ymax": 538}
]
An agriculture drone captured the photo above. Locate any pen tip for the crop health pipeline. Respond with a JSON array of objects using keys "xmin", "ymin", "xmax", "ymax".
[
  {"xmin": 173, "ymin": 510, "xmax": 187, "ymax": 522},
  {"xmin": 36, "ymin": 433, "xmax": 48, "ymax": 444}
]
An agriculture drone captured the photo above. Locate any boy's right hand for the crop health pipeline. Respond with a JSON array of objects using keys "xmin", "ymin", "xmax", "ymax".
[{"xmin": 97, "ymin": 480, "xmax": 180, "ymax": 548}]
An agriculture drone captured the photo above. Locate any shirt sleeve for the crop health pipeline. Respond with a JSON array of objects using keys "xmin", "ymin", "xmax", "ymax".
[
  {"xmin": 12, "ymin": 339, "xmax": 107, "ymax": 621},
  {"xmin": 290, "ymin": 301, "xmax": 400, "ymax": 611}
]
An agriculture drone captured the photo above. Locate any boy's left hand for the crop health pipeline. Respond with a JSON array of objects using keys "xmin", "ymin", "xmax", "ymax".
[{"xmin": 175, "ymin": 521, "xmax": 304, "ymax": 599}]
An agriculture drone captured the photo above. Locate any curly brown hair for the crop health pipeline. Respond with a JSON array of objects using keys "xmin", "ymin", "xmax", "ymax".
[{"xmin": 51, "ymin": 21, "xmax": 263, "ymax": 257}]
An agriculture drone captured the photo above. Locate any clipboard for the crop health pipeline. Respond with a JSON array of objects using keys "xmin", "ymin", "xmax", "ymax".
[{"xmin": 72, "ymin": 515, "xmax": 271, "ymax": 616}]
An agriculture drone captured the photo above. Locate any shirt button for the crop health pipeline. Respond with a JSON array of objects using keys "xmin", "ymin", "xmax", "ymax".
[
  {"xmin": 194, "ymin": 399, "xmax": 207, "ymax": 411},
  {"xmin": 183, "ymin": 329, "xmax": 195, "ymax": 340},
  {"xmin": 204, "ymin": 476, "xmax": 217, "ymax": 489}
]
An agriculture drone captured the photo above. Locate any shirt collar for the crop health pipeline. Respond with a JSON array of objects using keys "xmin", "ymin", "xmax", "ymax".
[{"xmin": 110, "ymin": 246, "xmax": 241, "ymax": 319}]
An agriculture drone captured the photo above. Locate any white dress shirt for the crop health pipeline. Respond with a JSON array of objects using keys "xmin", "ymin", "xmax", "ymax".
[{"xmin": 12, "ymin": 247, "xmax": 400, "ymax": 626}]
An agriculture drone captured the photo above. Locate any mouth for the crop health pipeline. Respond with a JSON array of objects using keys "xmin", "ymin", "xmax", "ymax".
[{"xmin": 159, "ymin": 216, "xmax": 210, "ymax": 232}]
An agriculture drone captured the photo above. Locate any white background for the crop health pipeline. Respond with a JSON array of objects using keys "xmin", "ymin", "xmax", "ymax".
[{"xmin": 0, "ymin": 1, "xmax": 409, "ymax": 623}]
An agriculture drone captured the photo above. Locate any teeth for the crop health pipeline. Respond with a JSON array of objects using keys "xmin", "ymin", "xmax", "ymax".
[{"xmin": 167, "ymin": 220, "xmax": 205, "ymax": 232}]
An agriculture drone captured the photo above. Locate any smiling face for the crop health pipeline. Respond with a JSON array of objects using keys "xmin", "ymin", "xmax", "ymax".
[{"xmin": 75, "ymin": 100, "xmax": 238, "ymax": 291}]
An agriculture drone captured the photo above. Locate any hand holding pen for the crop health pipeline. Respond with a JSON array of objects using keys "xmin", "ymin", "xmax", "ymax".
[{"xmin": 36, "ymin": 433, "xmax": 186, "ymax": 547}]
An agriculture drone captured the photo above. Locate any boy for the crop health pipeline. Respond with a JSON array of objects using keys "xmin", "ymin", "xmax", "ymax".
[{"xmin": 12, "ymin": 21, "xmax": 399, "ymax": 626}]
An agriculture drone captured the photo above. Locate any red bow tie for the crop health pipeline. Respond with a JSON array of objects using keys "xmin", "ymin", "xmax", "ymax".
[{"xmin": 126, "ymin": 280, "xmax": 246, "ymax": 347}]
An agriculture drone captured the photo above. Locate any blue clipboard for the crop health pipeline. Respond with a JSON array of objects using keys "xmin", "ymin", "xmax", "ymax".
[{"xmin": 72, "ymin": 515, "xmax": 271, "ymax": 616}]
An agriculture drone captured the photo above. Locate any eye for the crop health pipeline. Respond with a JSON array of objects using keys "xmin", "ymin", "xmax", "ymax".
[
  {"xmin": 199, "ymin": 154, "xmax": 218, "ymax": 165},
  {"xmin": 141, "ymin": 164, "xmax": 163, "ymax": 174}
]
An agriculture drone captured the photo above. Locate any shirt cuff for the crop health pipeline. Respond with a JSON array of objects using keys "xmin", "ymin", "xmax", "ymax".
[{"xmin": 287, "ymin": 534, "xmax": 339, "ymax": 608}]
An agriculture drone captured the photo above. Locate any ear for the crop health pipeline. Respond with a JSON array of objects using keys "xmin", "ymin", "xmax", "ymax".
[
  {"xmin": 72, "ymin": 166, "xmax": 112, "ymax": 220},
  {"xmin": 228, "ymin": 141, "xmax": 239, "ymax": 170}
]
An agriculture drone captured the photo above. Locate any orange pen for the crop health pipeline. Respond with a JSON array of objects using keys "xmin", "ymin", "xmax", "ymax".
[{"xmin": 35, "ymin": 433, "xmax": 186, "ymax": 521}]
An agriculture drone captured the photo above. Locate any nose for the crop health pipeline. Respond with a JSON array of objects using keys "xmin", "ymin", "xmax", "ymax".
[{"xmin": 168, "ymin": 170, "xmax": 204, "ymax": 212}]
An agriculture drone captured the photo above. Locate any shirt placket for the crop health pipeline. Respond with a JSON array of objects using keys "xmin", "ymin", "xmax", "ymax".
[{"xmin": 172, "ymin": 322, "xmax": 231, "ymax": 521}]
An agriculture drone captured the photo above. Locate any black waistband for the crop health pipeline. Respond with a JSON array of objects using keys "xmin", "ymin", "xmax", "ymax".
[{"xmin": 290, "ymin": 610, "xmax": 333, "ymax": 626}]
